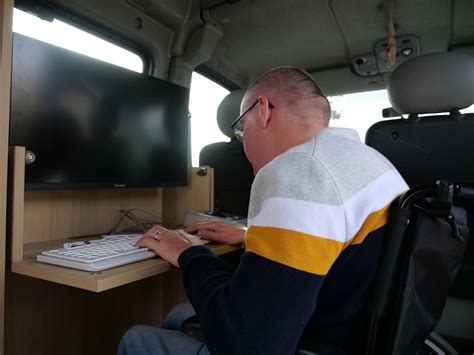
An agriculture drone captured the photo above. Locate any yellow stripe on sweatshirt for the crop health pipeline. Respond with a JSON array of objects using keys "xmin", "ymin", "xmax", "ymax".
[
  {"xmin": 246, "ymin": 226, "xmax": 343, "ymax": 275},
  {"xmin": 344, "ymin": 199, "xmax": 392, "ymax": 249}
]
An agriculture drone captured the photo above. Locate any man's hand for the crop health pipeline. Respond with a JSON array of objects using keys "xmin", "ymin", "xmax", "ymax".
[
  {"xmin": 184, "ymin": 220, "xmax": 246, "ymax": 245},
  {"xmin": 136, "ymin": 225, "xmax": 192, "ymax": 267}
]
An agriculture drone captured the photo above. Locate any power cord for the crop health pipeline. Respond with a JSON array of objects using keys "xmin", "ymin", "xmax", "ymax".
[{"xmin": 107, "ymin": 208, "xmax": 163, "ymax": 235}]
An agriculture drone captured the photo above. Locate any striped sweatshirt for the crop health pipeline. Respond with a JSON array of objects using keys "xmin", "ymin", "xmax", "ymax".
[{"xmin": 179, "ymin": 128, "xmax": 408, "ymax": 355}]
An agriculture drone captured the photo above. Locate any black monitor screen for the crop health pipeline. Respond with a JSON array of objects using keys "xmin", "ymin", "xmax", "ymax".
[{"xmin": 9, "ymin": 33, "xmax": 190, "ymax": 190}]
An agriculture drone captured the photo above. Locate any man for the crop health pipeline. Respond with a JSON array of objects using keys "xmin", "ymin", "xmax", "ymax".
[{"xmin": 118, "ymin": 67, "xmax": 407, "ymax": 354}]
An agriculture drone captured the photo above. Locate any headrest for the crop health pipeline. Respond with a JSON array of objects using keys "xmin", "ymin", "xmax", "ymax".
[
  {"xmin": 217, "ymin": 90, "xmax": 244, "ymax": 138},
  {"xmin": 388, "ymin": 52, "xmax": 474, "ymax": 114}
]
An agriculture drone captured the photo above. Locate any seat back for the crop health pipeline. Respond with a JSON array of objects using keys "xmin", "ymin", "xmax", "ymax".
[
  {"xmin": 366, "ymin": 184, "xmax": 470, "ymax": 355},
  {"xmin": 366, "ymin": 113, "xmax": 474, "ymax": 185},
  {"xmin": 366, "ymin": 51, "xmax": 474, "ymax": 186},
  {"xmin": 365, "ymin": 51, "xmax": 474, "ymax": 354},
  {"xmin": 199, "ymin": 90, "xmax": 254, "ymax": 216}
]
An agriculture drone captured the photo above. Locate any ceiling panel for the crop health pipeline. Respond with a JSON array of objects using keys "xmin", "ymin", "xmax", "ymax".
[
  {"xmin": 204, "ymin": 0, "xmax": 459, "ymax": 90},
  {"xmin": 209, "ymin": 0, "xmax": 346, "ymax": 83}
]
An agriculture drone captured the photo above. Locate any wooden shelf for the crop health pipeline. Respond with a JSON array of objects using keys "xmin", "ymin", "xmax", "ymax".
[
  {"xmin": 12, "ymin": 238, "xmax": 238, "ymax": 292},
  {"xmin": 6, "ymin": 146, "xmax": 227, "ymax": 293}
]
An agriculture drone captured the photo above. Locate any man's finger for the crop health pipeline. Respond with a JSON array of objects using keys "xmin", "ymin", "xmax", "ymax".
[
  {"xmin": 174, "ymin": 232, "xmax": 192, "ymax": 244},
  {"xmin": 136, "ymin": 228, "xmax": 164, "ymax": 246},
  {"xmin": 183, "ymin": 225, "xmax": 198, "ymax": 233},
  {"xmin": 197, "ymin": 229, "xmax": 221, "ymax": 241},
  {"xmin": 136, "ymin": 237, "xmax": 160, "ymax": 249},
  {"xmin": 135, "ymin": 234, "xmax": 148, "ymax": 246},
  {"xmin": 185, "ymin": 220, "xmax": 220, "ymax": 233},
  {"xmin": 184, "ymin": 223, "xmax": 210, "ymax": 233}
]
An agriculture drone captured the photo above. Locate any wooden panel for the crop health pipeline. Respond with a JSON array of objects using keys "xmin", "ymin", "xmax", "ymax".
[
  {"xmin": 5, "ymin": 272, "xmax": 165, "ymax": 355},
  {"xmin": 162, "ymin": 166, "xmax": 214, "ymax": 226},
  {"xmin": 23, "ymin": 187, "xmax": 162, "ymax": 243},
  {"xmin": 7, "ymin": 146, "xmax": 25, "ymax": 263},
  {"xmin": 5, "ymin": 144, "xmax": 162, "ymax": 245},
  {"xmin": 0, "ymin": 0, "xmax": 14, "ymax": 352},
  {"xmin": 162, "ymin": 268, "xmax": 190, "ymax": 317},
  {"xmin": 5, "ymin": 156, "xmax": 225, "ymax": 292}
]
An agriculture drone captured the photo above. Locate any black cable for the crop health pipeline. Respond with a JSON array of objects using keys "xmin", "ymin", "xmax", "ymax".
[{"xmin": 108, "ymin": 208, "xmax": 163, "ymax": 235}]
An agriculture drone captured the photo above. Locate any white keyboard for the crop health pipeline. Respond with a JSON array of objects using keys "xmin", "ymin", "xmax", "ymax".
[
  {"xmin": 37, "ymin": 232, "xmax": 210, "ymax": 272},
  {"xmin": 36, "ymin": 234, "xmax": 155, "ymax": 272}
]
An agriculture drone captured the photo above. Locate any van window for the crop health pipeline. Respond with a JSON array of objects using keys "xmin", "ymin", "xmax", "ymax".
[
  {"xmin": 329, "ymin": 90, "xmax": 391, "ymax": 141},
  {"xmin": 462, "ymin": 105, "xmax": 474, "ymax": 113},
  {"xmin": 13, "ymin": 8, "xmax": 143, "ymax": 73},
  {"xmin": 189, "ymin": 72, "xmax": 230, "ymax": 167},
  {"xmin": 329, "ymin": 90, "xmax": 474, "ymax": 141}
]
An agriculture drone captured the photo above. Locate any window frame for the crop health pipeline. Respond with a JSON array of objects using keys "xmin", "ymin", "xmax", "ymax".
[
  {"xmin": 195, "ymin": 65, "xmax": 241, "ymax": 92},
  {"xmin": 189, "ymin": 71, "xmax": 233, "ymax": 167},
  {"xmin": 14, "ymin": 1, "xmax": 153, "ymax": 75}
]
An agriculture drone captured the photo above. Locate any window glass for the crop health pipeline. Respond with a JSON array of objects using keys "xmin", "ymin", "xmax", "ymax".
[
  {"xmin": 13, "ymin": 8, "xmax": 143, "ymax": 73},
  {"xmin": 329, "ymin": 90, "xmax": 391, "ymax": 141},
  {"xmin": 328, "ymin": 90, "xmax": 474, "ymax": 142},
  {"xmin": 189, "ymin": 72, "xmax": 230, "ymax": 167},
  {"xmin": 461, "ymin": 105, "xmax": 474, "ymax": 113}
]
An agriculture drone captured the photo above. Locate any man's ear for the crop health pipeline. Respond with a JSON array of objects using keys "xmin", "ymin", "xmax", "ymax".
[{"xmin": 257, "ymin": 96, "xmax": 272, "ymax": 129}]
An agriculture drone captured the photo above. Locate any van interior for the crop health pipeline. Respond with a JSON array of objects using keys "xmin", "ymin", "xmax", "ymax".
[{"xmin": 0, "ymin": 0, "xmax": 473, "ymax": 354}]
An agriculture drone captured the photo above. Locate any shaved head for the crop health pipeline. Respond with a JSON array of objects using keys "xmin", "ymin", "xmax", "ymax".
[
  {"xmin": 240, "ymin": 66, "xmax": 331, "ymax": 173},
  {"xmin": 245, "ymin": 66, "xmax": 331, "ymax": 127}
]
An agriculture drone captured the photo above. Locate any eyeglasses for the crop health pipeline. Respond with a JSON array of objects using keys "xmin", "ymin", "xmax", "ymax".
[{"xmin": 230, "ymin": 99, "xmax": 274, "ymax": 142}]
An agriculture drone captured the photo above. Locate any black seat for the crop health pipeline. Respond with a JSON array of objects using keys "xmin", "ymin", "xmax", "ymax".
[
  {"xmin": 199, "ymin": 90, "xmax": 254, "ymax": 217},
  {"xmin": 365, "ymin": 51, "xmax": 474, "ymax": 354},
  {"xmin": 364, "ymin": 183, "xmax": 470, "ymax": 355}
]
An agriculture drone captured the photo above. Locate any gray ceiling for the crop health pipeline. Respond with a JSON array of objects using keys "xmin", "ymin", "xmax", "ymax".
[
  {"xmin": 45, "ymin": 0, "xmax": 474, "ymax": 95},
  {"xmin": 203, "ymin": 0, "xmax": 474, "ymax": 94}
]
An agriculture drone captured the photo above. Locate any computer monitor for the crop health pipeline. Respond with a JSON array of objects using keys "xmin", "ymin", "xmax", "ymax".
[{"xmin": 10, "ymin": 33, "xmax": 190, "ymax": 190}]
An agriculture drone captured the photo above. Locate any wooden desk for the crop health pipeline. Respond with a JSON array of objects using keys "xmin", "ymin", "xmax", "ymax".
[
  {"xmin": 4, "ymin": 147, "xmax": 229, "ymax": 353},
  {"xmin": 12, "ymin": 240, "xmax": 239, "ymax": 292},
  {"xmin": 7, "ymin": 147, "xmax": 219, "ymax": 291},
  {"xmin": 6, "ymin": 242, "xmax": 241, "ymax": 355}
]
